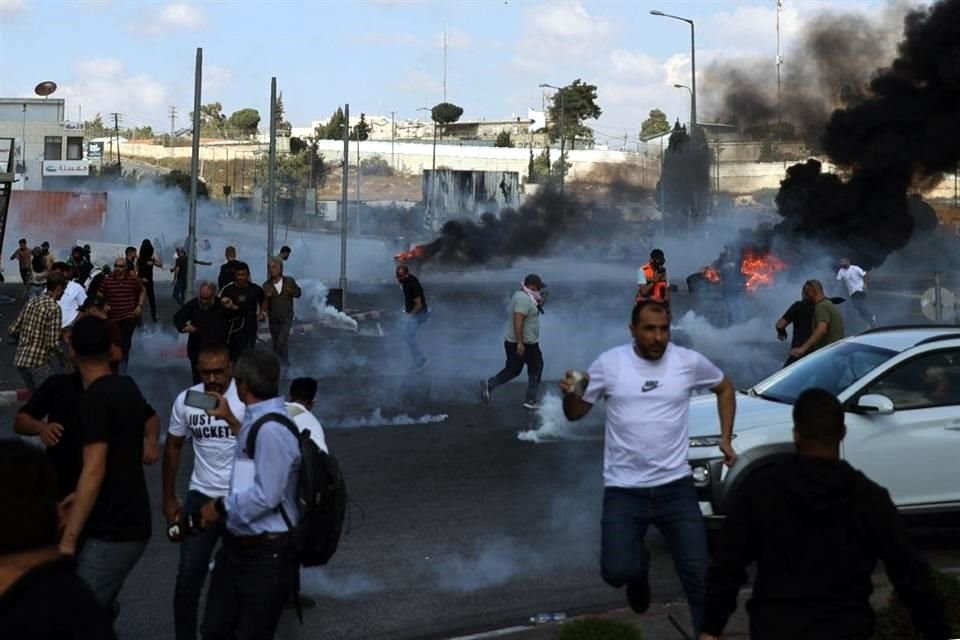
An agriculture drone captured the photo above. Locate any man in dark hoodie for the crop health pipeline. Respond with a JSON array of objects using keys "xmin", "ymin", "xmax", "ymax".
[{"xmin": 700, "ymin": 388, "xmax": 951, "ymax": 640}]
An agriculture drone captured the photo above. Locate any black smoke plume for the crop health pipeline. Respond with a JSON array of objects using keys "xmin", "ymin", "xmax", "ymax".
[
  {"xmin": 771, "ymin": 0, "xmax": 960, "ymax": 269},
  {"xmin": 704, "ymin": 5, "xmax": 905, "ymax": 139},
  {"xmin": 399, "ymin": 188, "xmax": 630, "ymax": 266}
]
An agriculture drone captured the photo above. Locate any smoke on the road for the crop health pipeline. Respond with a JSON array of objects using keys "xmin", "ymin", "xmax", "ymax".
[
  {"xmin": 333, "ymin": 409, "xmax": 449, "ymax": 428},
  {"xmin": 300, "ymin": 568, "xmax": 386, "ymax": 599}
]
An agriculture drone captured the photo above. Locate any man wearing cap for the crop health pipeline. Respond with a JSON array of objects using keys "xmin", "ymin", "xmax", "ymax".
[
  {"xmin": 637, "ymin": 249, "xmax": 669, "ymax": 306},
  {"xmin": 481, "ymin": 274, "xmax": 546, "ymax": 410}
]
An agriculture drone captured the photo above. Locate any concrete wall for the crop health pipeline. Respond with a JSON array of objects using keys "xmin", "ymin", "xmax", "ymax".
[{"xmin": 119, "ymin": 139, "xmax": 664, "ymax": 188}]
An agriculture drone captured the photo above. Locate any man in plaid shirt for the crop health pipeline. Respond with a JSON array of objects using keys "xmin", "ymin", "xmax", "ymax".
[{"xmin": 9, "ymin": 272, "xmax": 67, "ymax": 392}]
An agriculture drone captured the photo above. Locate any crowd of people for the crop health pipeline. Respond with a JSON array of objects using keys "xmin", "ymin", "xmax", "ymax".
[
  {"xmin": 0, "ymin": 238, "xmax": 953, "ymax": 640},
  {"xmin": 2, "ymin": 236, "xmax": 324, "ymax": 639}
]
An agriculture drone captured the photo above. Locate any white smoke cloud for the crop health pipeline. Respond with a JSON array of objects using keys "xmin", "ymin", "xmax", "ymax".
[
  {"xmin": 517, "ymin": 392, "xmax": 602, "ymax": 443},
  {"xmin": 333, "ymin": 409, "xmax": 448, "ymax": 429}
]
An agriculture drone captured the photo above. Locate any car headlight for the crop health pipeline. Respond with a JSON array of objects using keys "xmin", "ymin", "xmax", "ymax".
[
  {"xmin": 689, "ymin": 434, "xmax": 735, "ymax": 447},
  {"xmin": 691, "ymin": 465, "xmax": 710, "ymax": 486}
]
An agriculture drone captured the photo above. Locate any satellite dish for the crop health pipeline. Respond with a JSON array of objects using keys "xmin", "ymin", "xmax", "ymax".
[
  {"xmin": 920, "ymin": 287, "xmax": 958, "ymax": 323},
  {"xmin": 34, "ymin": 81, "xmax": 58, "ymax": 97}
]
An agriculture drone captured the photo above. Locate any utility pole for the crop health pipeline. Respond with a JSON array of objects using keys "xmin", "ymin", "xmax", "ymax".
[
  {"xmin": 186, "ymin": 48, "xmax": 202, "ymax": 299},
  {"xmin": 356, "ymin": 127, "xmax": 361, "ymax": 236},
  {"xmin": 390, "ymin": 110, "xmax": 396, "ymax": 170},
  {"xmin": 267, "ymin": 77, "xmax": 277, "ymax": 260},
  {"xmin": 110, "ymin": 112, "xmax": 123, "ymax": 171},
  {"xmin": 169, "ymin": 106, "xmax": 177, "ymax": 142},
  {"xmin": 340, "ymin": 103, "xmax": 349, "ymax": 307},
  {"xmin": 776, "ymin": 0, "xmax": 785, "ymax": 168}
]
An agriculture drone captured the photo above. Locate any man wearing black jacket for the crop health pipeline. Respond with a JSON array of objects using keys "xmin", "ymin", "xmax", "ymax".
[
  {"xmin": 173, "ymin": 282, "xmax": 233, "ymax": 384},
  {"xmin": 700, "ymin": 388, "xmax": 951, "ymax": 640}
]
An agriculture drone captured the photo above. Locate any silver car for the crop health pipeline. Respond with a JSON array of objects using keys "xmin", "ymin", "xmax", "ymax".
[{"xmin": 687, "ymin": 326, "xmax": 960, "ymax": 528}]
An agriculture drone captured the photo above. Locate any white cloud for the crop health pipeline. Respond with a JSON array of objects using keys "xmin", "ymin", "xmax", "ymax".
[
  {"xmin": 444, "ymin": 27, "xmax": 472, "ymax": 50},
  {"xmin": 59, "ymin": 58, "xmax": 171, "ymax": 129},
  {"xmin": 138, "ymin": 2, "xmax": 206, "ymax": 35},
  {"xmin": 608, "ymin": 50, "xmax": 661, "ymax": 82},
  {"xmin": 204, "ymin": 64, "xmax": 234, "ymax": 92},
  {"xmin": 514, "ymin": 1, "xmax": 614, "ymax": 69},
  {"xmin": 0, "ymin": 0, "xmax": 25, "ymax": 16}
]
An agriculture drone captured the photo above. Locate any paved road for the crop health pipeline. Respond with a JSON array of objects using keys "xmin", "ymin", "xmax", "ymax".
[{"xmin": 0, "ymin": 274, "xmax": 954, "ymax": 640}]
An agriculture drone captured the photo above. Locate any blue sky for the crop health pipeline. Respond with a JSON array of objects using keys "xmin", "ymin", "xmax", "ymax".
[{"xmin": 1, "ymin": 0, "xmax": 901, "ymax": 146}]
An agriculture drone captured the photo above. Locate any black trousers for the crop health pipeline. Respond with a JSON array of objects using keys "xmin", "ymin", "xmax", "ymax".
[
  {"xmin": 201, "ymin": 533, "xmax": 298, "ymax": 640},
  {"xmin": 143, "ymin": 279, "xmax": 158, "ymax": 321},
  {"xmin": 228, "ymin": 327, "xmax": 258, "ymax": 362},
  {"xmin": 116, "ymin": 317, "xmax": 138, "ymax": 374},
  {"xmin": 488, "ymin": 341, "xmax": 543, "ymax": 404}
]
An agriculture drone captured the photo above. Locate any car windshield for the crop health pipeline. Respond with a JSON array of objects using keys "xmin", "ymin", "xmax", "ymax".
[{"xmin": 752, "ymin": 341, "xmax": 896, "ymax": 404}]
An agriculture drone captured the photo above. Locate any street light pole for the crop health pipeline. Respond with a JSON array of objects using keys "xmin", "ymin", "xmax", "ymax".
[
  {"xmin": 651, "ymin": 10, "xmax": 696, "ymax": 136},
  {"xmin": 186, "ymin": 47, "xmax": 202, "ymax": 299}
]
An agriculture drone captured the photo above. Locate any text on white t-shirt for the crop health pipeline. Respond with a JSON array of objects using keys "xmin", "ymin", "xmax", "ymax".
[{"xmin": 168, "ymin": 380, "xmax": 247, "ymax": 497}]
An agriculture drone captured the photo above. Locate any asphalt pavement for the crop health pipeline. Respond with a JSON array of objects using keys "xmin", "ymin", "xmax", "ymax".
[{"xmin": 0, "ymin": 271, "xmax": 955, "ymax": 640}]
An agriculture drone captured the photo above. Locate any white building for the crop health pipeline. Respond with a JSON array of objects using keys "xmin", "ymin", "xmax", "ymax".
[{"xmin": 0, "ymin": 98, "xmax": 90, "ymax": 190}]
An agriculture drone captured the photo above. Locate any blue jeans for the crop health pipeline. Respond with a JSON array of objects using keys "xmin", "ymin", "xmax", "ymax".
[
  {"xmin": 175, "ymin": 490, "xmax": 225, "ymax": 640},
  {"xmin": 601, "ymin": 476, "xmax": 708, "ymax": 634},
  {"xmin": 403, "ymin": 310, "xmax": 429, "ymax": 365},
  {"xmin": 75, "ymin": 536, "xmax": 149, "ymax": 615},
  {"xmin": 201, "ymin": 533, "xmax": 298, "ymax": 640}
]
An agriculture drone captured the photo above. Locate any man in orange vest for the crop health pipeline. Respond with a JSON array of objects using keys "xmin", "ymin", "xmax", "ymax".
[{"xmin": 637, "ymin": 249, "xmax": 669, "ymax": 305}]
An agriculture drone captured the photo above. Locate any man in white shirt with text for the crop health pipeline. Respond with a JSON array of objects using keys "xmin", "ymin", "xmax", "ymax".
[
  {"xmin": 162, "ymin": 345, "xmax": 246, "ymax": 640},
  {"xmin": 561, "ymin": 300, "xmax": 737, "ymax": 637}
]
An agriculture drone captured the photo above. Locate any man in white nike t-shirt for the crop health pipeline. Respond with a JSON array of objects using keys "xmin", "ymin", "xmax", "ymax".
[
  {"xmin": 560, "ymin": 300, "xmax": 737, "ymax": 636},
  {"xmin": 162, "ymin": 345, "xmax": 247, "ymax": 640}
]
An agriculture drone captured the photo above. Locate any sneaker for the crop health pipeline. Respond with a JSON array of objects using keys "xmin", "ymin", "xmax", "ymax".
[
  {"xmin": 626, "ymin": 580, "xmax": 651, "ymax": 614},
  {"xmin": 522, "ymin": 400, "xmax": 539, "ymax": 410},
  {"xmin": 480, "ymin": 380, "xmax": 491, "ymax": 404}
]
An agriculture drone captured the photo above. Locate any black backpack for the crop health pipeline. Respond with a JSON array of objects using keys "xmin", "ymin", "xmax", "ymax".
[{"xmin": 247, "ymin": 412, "xmax": 347, "ymax": 567}]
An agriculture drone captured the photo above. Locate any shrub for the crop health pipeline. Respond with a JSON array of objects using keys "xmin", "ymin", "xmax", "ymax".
[
  {"xmin": 873, "ymin": 570, "xmax": 960, "ymax": 639},
  {"xmin": 555, "ymin": 618, "xmax": 642, "ymax": 640},
  {"xmin": 360, "ymin": 155, "xmax": 393, "ymax": 177}
]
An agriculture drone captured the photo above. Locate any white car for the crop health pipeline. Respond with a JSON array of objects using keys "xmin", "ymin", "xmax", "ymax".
[{"xmin": 687, "ymin": 326, "xmax": 960, "ymax": 528}]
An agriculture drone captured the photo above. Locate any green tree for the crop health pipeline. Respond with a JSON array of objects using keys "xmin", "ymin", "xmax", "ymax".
[
  {"xmin": 431, "ymin": 102, "xmax": 464, "ymax": 140},
  {"xmin": 275, "ymin": 92, "xmax": 291, "ymax": 130},
  {"xmin": 320, "ymin": 107, "xmax": 346, "ymax": 140},
  {"xmin": 226, "ymin": 108, "xmax": 261, "ymax": 137},
  {"xmin": 84, "ymin": 113, "xmax": 108, "ymax": 138},
  {"xmin": 158, "ymin": 169, "xmax": 209, "ymax": 198},
  {"xmin": 132, "ymin": 125, "xmax": 154, "ymax": 139},
  {"xmin": 640, "ymin": 108, "xmax": 670, "ymax": 138},
  {"xmin": 547, "ymin": 79, "xmax": 601, "ymax": 149},
  {"xmin": 354, "ymin": 113, "xmax": 371, "ymax": 141},
  {"xmin": 494, "ymin": 131, "xmax": 514, "ymax": 148},
  {"xmin": 189, "ymin": 102, "xmax": 226, "ymax": 136},
  {"xmin": 530, "ymin": 148, "xmax": 551, "ymax": 182}
]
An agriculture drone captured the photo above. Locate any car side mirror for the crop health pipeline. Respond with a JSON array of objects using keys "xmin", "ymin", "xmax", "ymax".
[{"xmin": 856, "ymin": 394, "xmax": 895, "ymax": 415}]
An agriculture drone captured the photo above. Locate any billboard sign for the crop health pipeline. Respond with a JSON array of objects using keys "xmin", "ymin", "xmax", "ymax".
[{"xmin": 42, "ymin": 160, "xmax": 90, "ymax": 176}]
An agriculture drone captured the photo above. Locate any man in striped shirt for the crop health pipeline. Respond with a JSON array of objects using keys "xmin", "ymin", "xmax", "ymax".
[
  {"xmin": 9, "ymin": 272, "xmax": 66, "ymax": 392},
  {"xmin": 99, "ymin": 257, "xmax": 145, "ymax": 374}
]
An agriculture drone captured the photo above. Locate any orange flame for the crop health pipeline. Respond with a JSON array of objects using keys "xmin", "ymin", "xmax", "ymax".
[
  {"xmin": 395, "ymin": 244, "xmax": 428, "ymax": 262},
  {"xmin": 740, "ymin": 249, "xmax": 787, "ymax": 291},
  {"xmin": 702, "ymin": 266, "xmax": 720, "ymax": 282}
]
